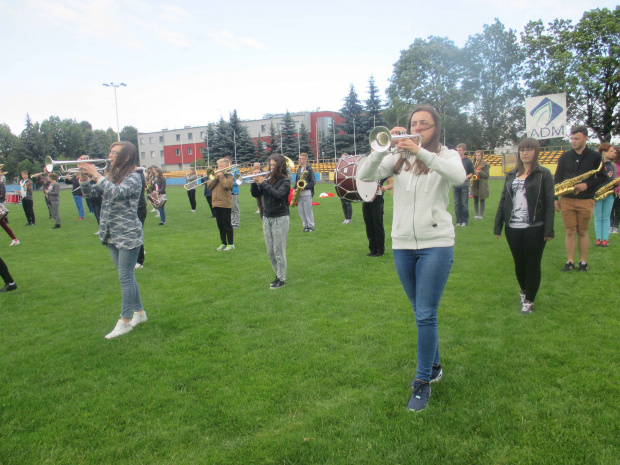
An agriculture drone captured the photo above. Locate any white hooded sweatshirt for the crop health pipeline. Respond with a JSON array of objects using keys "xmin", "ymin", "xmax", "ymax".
[{"xmin": 358, "ymin": 146, "xmax": 466, "ymax": 250}]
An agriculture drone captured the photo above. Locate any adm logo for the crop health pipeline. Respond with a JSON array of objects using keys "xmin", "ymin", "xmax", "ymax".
[
  {"xmin": 531, "ymin": 98, "xmax": 563, "ymax": 126},
  {"xmin": 530, "ymin": 97, "xmax": 565, "ymax": 138}
]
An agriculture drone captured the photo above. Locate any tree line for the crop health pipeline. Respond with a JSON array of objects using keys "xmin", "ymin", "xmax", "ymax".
[
  {"xmin": 0, "ymin": 115, "xmax": 138, "ymax": 181},
  {"xmin": 1, "ymin": 6, "xmax": 616, "ymax": 175}
]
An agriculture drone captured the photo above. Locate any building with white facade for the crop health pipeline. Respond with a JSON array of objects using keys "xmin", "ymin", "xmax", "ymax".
[{"xmin": 137, "ymin": 111, "xmax": 342, "ymax": 170}]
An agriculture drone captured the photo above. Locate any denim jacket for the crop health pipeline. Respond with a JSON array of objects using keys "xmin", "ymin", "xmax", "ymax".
[{"xmin": 81, "ymin": 172, "xmax": 143, "ymax": 250}]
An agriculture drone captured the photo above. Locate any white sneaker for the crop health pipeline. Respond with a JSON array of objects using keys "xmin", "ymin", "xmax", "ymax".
[
  {"xmin": 190, "ymin": 210, "xmax": 196, "ymax": 213},
  {"xmin": 9, "ymin": 239, "xmax": 20, "ymax": 246},
  {"xmin": 155, "ymin": 213, "xmax": 160, "ymax": 217},
  {"xmin": 150, "ymin": 208, "xmax": 157, "ymax": 212},
  {"xmin": 255, "ymin": 209, "xmax": 260, "ymax": 214},
  {"xmin": 134, "ymin": 263, "xmax": 143, "ymax": 269},
  {"xmin": 94, "ymin": 231, "xmax": 100, "ymax": 235},
  {"xmin": 224, "ymin": 244, "xmax": 235, "ymax": 251},
  {"xmin": 216, "ymin": 244, "xmax": 226, "ymax": 251},
  {"xmin": 130, "ymin": 311, "xmax": 148, "ymax": 327},
  {"xmin": 104, "ymin": 319, "xmax": 133, "ymax": 339}
]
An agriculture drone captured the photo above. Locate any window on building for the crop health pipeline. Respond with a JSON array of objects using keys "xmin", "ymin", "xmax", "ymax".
[
  {"xmin": 188, "ymin": 133, "xmax": 193, "ymax": 140},
  {"xmin": 176, "ymin": 149, "xmax": 180, "ymax": 156},
  {"xmin": 200, "ymin": 131, "xmax": 204, "ymax": 139},
  {"xmin": 277, "ymin": 123, "xmax": 283, "ymax": 131},
  {"xmin": 159, "ymin": 136, "xmax": 163, "ymax": 143},
  {"xmin": 140, "ymin": 138, "xmax": 144, "ymax": 144},
  {"xmin": 188, "ymin": 148, "xmax": 193, "ymax": 155},
  {"xmin": 178, "ymin": 163, "xmax": 183, "ymax": 169},
  {"xmin": 261, "ymin": 124, "xmax": 267, "ymax": 132},
  {"xmin": 160, "ymin": 150, "xmax": 164, "ymax": 157},
  {"xmin": 176, "ymin": 134, "xmax": 180, "ymax": 141},
  {"xmin": 149, "ymin": 137, "xmax": 153, "ymax": 144},
  {"xmin": 141, "ymin": 152, "xmax": 145, "ymax": 158},
  {"xmin": 150, "ymin": 151, "xmax": 155, "ymax": 158}
]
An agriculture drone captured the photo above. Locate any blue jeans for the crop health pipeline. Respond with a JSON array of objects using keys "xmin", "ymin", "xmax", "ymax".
[
  {"xmin": 107, "ymin": 245, "xmax": 143, "ymax": 319},
  {"xmin": 453, "ymin": 185, "xmax": 469, "ymax": 225},
  {"xmin": 593, "ymin": 196, "xmax": 614, "ymax": 241},
  {"xmin": 73, "ymin": 195, "xmax": 85, "ymax": 218},
  {"xmin": 393, "ymin": 247, "xmax": 454, "ymax": 382},
  {"xmin": 158, "ymin": 206, "xmax": 166, "ymax": 224}
]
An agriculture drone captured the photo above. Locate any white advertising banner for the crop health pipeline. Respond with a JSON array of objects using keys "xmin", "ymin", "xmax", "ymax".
[{"xmin": 525, "ymin": 93, "xmax": 567, "ymax": 140}]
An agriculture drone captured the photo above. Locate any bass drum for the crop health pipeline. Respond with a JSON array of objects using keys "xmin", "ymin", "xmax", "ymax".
[
  {"xmin": 5, "ymin": 192, "xmax": 21, "ymax": 204},
  {"xmin": 334, "ymin": 155, "xmax": 378, "ymax": 203}
]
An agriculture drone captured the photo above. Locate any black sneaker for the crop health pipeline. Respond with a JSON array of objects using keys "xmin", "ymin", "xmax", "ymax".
[
  {"xmin": 269, "ymin": 277, "xmax": 279, "ymax": 288},
  {"xmin": 270, "ymin": 279, "xmax": 285, "ymax": 289},
  {"xmin": 430, "ymin": 364, "xmax": 443, "ymax": 383},
  {"xmin": 408, "ymin": 379, "xmax": 431, "ymax": 411},
  {"xmin": 560, "ymin": 262, "xmax": 575, "ymax": 272},
  {"xmin": 366, "ymin": 252, "xmax": 376, "ymax": 257},
  {"xmin": 577, "ymin": 262, "xmax": 589, "ymax": 272},
  {"xmin": 0, "ymin": 283, "xmax": 17, "ymax": 293}
]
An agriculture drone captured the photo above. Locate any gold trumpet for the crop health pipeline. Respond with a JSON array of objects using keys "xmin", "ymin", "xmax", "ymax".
[
  {"xmin": 594, "ymin": 178, "xmax": 620, "ymax": 201},
  {"xmin": 554, "ymin": 162, "xmax": 603, "ymax": 197},
  {"xmin": 183, "ymin": 165, "xmax": 239, "ymax": 190}
]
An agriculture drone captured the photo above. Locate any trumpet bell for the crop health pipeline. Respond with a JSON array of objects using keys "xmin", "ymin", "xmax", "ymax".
[{"xmin": 369, "ymin": 126, "xmax": 423, "ymax": 153}]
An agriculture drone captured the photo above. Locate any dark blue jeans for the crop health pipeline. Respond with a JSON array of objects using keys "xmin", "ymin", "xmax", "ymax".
[
  {"xmin": 453, "ymin": 185, "xmax": 470, "ymax": 225},
  {"xmin": 393, "ymin": 247, "xmax": 454, "ymax": 382}
]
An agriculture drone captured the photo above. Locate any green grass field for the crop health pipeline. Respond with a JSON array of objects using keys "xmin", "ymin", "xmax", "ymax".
[{"xmin": 1, "ymin": 180, "xmax": 618, "ymax": 464}]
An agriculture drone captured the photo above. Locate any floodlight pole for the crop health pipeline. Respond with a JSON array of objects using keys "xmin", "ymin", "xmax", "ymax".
[{"xmin": 102, "ymin": 82, "xmax": 127, "ymax": 141}]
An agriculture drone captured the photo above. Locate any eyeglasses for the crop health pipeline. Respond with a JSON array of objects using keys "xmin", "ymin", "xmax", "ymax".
[
  {"xmin": 520, "ymin": 148, "xmax": 535, "ymax": 153},
  {"xmin": 410, "ymin": 121, "xmax": 435, "ymax": 130}
]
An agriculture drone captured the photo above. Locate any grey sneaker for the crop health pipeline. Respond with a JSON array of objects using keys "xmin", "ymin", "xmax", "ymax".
[
  {"xmin": 430, "ymin": 364, "xmax": 443, "ymax": 383},
  {"xmin": 408, "ymin": 379, "xmax": 431, "ymax": 411}
]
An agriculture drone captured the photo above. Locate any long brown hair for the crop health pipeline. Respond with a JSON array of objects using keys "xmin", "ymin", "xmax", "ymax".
[
  {"xmin": 108, "ymin": 142, "xmax": 139, "ymax": 185},
  {"xmin": 268, "ymin": 155, "xmax": 288, "ymax": 185},
  {"xmin": 394, "ymin": 105, "xmax": 442, "ymax": 176},
  {"xmin": 474, "ymin": 151, "xmax": 484, "ymax": 169},
  {"xmin": 516, "ymin": 138, "xmax": 540, "ymax": 176}
]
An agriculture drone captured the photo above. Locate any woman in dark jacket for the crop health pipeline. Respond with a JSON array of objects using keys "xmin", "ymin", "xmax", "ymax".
[
  {"xmin": 251, "ymin": 155, "xmax": 291, "ymax": 289},
  {"xmin": 494, "ymin": 138, "xmax": 555, "ymax": 314}
]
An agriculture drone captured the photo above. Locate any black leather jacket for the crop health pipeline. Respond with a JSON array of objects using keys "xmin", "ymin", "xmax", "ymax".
[
  {"xmin": 494, "ymin": 166, "xmax": 555, "ymax": 238},
  {"xmin": 251, "ymin": 176, "xmax": 291, "ymax": 218}
]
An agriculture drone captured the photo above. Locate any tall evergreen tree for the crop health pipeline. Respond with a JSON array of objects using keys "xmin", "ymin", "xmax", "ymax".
[
  {"xmin": 336, "ymin": 85, "xmax": 365, "ymax": 155},
  {"xmin": 255, "ymin": 133, "xmax": 267, "ymax": 161},
  {"xmin": 280, "ymin": 111, "xmax": 298, "ymax": 157},
  {"xmin": 266, "ymin": 121, "xmax": 280, "ymax": 156},
  {"xmin": 362, "ymin": 76, "xmax": 384, "ymax": 134},
  {"xmin": 228, "ymin": 110, "xmax": 256, "ymax": 163},
  {"xmin": 298, "ymin": 122, "xmax": 313, "ymax": 157}
]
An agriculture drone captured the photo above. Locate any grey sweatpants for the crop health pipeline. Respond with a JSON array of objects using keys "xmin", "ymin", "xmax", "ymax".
[
  {"xmin": 231, "ymin": 194, "xmax": 240, "ymax": 226},
  {"xmin": 50, "ymin": 200, "xmax": 61, "ymax": 225},
  {"xmin": 298, "ymin": 191, "xmax": 314, "ymax": 228},
  {"xmin": 263, "ymin": 215, "xmax": 289, "ymax": 281}
]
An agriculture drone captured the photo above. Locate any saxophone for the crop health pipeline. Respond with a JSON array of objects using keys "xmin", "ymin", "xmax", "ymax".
[
  {"xmin": 594, "ymin": 178, "xmax": 620, "ymax": 201},
  {"xmin": 554, "ymin": 161, "xmax": 603, "ymax": 197},
  {"xmin": 290, "ymin": 169, "xmax": 309, "ymax": 207}
]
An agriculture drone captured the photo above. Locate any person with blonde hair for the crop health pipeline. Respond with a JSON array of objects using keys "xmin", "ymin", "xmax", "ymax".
[
  {"xmin": 470, "ymin": 150, "xmax": 490, "ymax": 220},
  {"xmin": 207, "ymin": 157, "xmax": 235, "ymax": 251}
]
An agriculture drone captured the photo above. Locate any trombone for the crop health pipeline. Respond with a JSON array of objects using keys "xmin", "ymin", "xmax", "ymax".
[
  {"xmin": 369, "ymin": 126, "xmax": 422, "ymax": 153},
  {"xmin": 45, "ymin": 156, "xmax": 110, "ymax": 173}
]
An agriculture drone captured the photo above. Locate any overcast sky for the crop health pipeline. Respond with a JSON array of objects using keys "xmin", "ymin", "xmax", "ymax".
[{"xmin": 0, "ymin": 0, "xmax": 615, "ymax": 135}]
